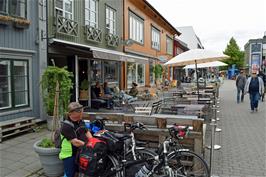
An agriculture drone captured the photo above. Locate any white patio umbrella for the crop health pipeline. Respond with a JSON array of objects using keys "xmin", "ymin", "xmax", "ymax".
[
  {"xmin": 183, "ymin": 61, "xmax": 228, "ymax": 69},
  {"xmin": 164, "ymin": 49, "xmax": 229, "ymax": 99}
]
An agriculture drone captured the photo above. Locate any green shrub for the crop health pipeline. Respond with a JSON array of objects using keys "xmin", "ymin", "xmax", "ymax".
[{"xmin": 38, "ymin": 138, "xmax": 55, "ymax": 148}]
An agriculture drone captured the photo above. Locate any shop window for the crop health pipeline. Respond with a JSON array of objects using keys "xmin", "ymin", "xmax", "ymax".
[
  {"xmin": 149, "ymin": 61, "xmax": 155, "ymax": 84},
  {"xmin": 0, "ymin": 59, "xmax": 29, "ymax": 110},
  {"xmin": 90, "ymin": 60, "xmax": 102, "ymax": 83},
  {"xmin": 127, "ymin": 62, "xmax": 145, "ymax": 88},
  {"xmin": 103, "ymin": 61, "xmax": 118, "ymax": 83}
]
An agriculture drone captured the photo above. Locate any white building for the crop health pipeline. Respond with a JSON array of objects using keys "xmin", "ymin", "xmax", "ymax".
[{"xmin": 176, "ymin": 26, "xmax": 204, "ymax": 49}]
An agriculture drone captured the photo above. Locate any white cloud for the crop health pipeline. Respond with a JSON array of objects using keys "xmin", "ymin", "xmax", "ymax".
[{"xmin": 147, "ymin": 0, "xmax": 266, "ymax": 51}]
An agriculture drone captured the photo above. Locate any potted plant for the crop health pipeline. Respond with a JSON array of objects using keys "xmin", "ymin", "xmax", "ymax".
[
  {"xmin": 153, "ymin": 64, "xmax": 163, "ymax": 87},
  {"xmin": 79, "ymin": 79, "xmax": 89, "ymax": 99},
  {"xmin": 0, "ymin": 15, "xmax": 12, "ymax": 25},
  {"xmin": 34, "ymin": 66, "xmax": 73, "ymax": 177},
  {"xmin": 13, "ymin": 17, "xmax": 31, "ymax": 29}
]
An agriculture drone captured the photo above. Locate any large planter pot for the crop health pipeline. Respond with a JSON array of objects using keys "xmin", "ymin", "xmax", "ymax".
[
  {"xmin": 79, "ymin": 90, "xmax": 88, "ymax": 99},
  {"xmin": 33, "ymin": 140, "xmax": 64, "ymax": 177}
]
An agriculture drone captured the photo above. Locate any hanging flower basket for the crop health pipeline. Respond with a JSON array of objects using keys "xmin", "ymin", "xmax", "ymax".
[
  {"xmin": 0, "ymin": 15, "xmax": 12, "ymax": 26},
  {"xmin": 13, "ymin": 18, "xmax": 31, "ymax": 29}
]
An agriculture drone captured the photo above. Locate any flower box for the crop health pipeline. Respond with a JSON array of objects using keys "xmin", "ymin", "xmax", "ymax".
[
  {"xmin": 13, "ymin": 18, "xmax": 30, "ymax": 29},
  {"xmin": 0, "ymin": 15, "xmax": 12, "ymax": 26}
]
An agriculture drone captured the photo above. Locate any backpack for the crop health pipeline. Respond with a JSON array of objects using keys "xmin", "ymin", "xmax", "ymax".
[
  {"xmin": 53, "ymin": 120, "xmax": 75, "ymax": 149},
  {"xmin": 78, "ymin": 137, "xmax": 108, "ymax": 176}
]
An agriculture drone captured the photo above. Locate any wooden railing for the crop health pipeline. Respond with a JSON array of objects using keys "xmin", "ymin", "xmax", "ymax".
[
  {"xmin": 83, "ymin": 112, "xmax": 205, "ymax": 156},
  {"xmin": 105, "ymin": 32, "xmax": 120, "ymax": 47},
  {"xmin": 56, "ymin": 15, "xmax": 78, "ymax": 37},
  {"xmin": 85, "ymin": 25, "xmax": 102, "ymax": 43}
]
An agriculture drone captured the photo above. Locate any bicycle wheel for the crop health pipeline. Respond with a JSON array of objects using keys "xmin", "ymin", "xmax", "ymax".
[
  {"xmin": 126, "ymin": 148, "xmax": 157, "ymax": 160},
  {"xmin": 167, "ymin": 150, "xmax": 209, "ymax": 177},
  {"xmin": 100, "ymin": 155, "xmax": 122, "ymax": 177}
]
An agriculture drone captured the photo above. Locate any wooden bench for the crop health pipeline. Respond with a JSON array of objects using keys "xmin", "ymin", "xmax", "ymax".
[
  {"xmin": 0, "ymin": 117, "xmax": 35, "ymax": 142},
  {"xmin": 83, "ymin": 112, "xmax": 205, "ymax": 156}
]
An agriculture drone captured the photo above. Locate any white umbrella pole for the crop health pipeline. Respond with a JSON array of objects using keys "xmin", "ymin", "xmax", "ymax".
[{"xmin": 195, "ymin": 60, "xmax": 200, "ymax": 100}]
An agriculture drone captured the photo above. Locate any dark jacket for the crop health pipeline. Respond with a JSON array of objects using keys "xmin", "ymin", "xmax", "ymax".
[{"xmin": 236, "ymin": 74, "xmax": 246, "ymax": 89}]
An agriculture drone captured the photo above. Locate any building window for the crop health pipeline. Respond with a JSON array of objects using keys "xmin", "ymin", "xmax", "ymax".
[
  {"xmin": 90, "ymin": 60, "xmax": 102, "ymax": 83},
  {"xmin": 106, "ymin": 5, "xmax": 116, "ymax": 34},
  {"xmin": 85, "ymin": 0, "xmax": 98, "ymax": 27},
  {"xmin": 103, "ymin": 61, "xmax": 118, "ymax": 83},
  {"xmin": 55, "ymin": 0, "xmax": 73, "ymax": 19},
  {"xmin": 0, "ymin": 59, "xmax": 29, "ymax": 110},
  {"xmin": 129, "ymin": 11, "xmax": 144, "ymax": 44},
  {"xmin": 0, "ymin": 0, "xmax": 26, "ymax": 18},
  {"xmin": 151, "ymin": 26, "xmax": 160, "ymax": 50},
  {"xmin": 251, "ymin": 43, "xmax": 262, "ymax": 53},
  {"xmin": 149, "ymin": 61, "xmax": 155, "ymax": 84},
  {"xmin": 127, "ymin": 62, "xmax": 145, "ymax": 87},
  {"xmin": 166, "ymin": 36, "xmax": 173, "ymax": 55}
]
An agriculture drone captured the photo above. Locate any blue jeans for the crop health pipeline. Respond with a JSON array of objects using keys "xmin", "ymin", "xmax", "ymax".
[
  {"xmin": 63, "ymin": 156, "xmax": 77, "ymax": 177},
  {"xmin": 249, "ymin": 92, "xmax": 260, "ymax": 111},
  {"xmin": 237, "ymin": 87, "xmax": 244, "ymax": 103}
]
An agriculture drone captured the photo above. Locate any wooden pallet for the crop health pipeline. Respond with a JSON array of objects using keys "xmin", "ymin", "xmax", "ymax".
[{"xmin": 0, "ymin": 117, "xmax": 35, "ymax": 142}]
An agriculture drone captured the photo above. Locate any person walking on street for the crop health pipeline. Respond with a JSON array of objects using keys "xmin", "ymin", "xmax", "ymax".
[
  {"xmin": 60, "ymin": 102, "xmax": 92, "ymax": 177},
  {"xmin": 236, "ymin": 71, "xmax": 246, "ymax": 103},
  {"xmin": 244, "ymin": 71, "xmax": 265, "ymax": 113},
  {"xmin": 257, "ymin": 71, "xmax": 266, "ymax": 102}
]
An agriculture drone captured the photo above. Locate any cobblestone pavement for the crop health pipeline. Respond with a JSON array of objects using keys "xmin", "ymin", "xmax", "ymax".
[
  {"xmin": 205, "ymin": 80, "xmax": 266, "ymax": 177},
  {"xmin": 0, "ymin": 125, "xmax": 50, "ymax": 177}
]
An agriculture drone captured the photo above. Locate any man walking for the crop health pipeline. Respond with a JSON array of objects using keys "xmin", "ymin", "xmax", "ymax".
[
  {"xmin": 236, "ymin": 71, "xmax": 246, "ymax": 103},
  {"xmin": 244, "ymin": 71, "xmax": 265, "ymax": 113}
]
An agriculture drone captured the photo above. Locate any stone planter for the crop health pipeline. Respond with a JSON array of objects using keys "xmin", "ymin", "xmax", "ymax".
[{"xmin": 33, "ymin": 140, "xmax": 64, "ymax": 177}]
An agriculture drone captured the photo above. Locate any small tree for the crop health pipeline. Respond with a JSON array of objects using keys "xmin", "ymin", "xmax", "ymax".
[
  {"xmin": 223, "ymin": 37, "xmax": 245, "ymax": 69},
  {"xmin": 153, "ymin": 64, "xmax": 163, "ymax": 79},
  {"xmin": 41, "ymin": 66, "xmax": 73, "ymax": 121}
]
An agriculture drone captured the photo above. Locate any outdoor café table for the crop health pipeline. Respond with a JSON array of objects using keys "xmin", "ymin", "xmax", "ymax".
[
  {"xmin": 186, "ymin": 97, "xmax": 212, "ymax": 104},
  {"xmin": 128, "ymin": 100, "xmax": 156, "ymax": 111},
  {"xmin": 171, "ymin": 104, "xmax": 206, "ymax": 116}
]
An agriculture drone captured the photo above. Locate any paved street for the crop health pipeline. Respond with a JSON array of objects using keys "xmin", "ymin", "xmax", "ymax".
[
  {"xmin": 0, "ymin": 79, "xmax": 265, "ymax": 177},
  {"xmin": 205, "ymin": 80, "xmax": 266, "ymax": 177}
]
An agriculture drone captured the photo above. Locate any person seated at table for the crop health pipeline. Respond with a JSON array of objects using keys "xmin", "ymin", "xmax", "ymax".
[
  {"xmin": 129, "ymin": 82, "xmax": 138, "ymax": 97},
  {"xmin": 94, "ymin": 81, "xmax": 112, "ymax": 109},
  {"xmin": 103, "ymin": 82, "xmax": 114, "ymax": 96}
]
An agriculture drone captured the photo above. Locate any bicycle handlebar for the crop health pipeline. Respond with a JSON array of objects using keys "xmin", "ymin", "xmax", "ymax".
[{"xmin": 124, "ymin": 122, "xmax": 147, "ymax": 131}]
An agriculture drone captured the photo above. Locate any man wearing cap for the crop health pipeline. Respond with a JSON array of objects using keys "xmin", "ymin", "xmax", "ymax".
[
  {"xmin": 59, "ymin": 102, "xmax": 92, "ymax": 177},
  {"xmin": 244, "ymin": 71, "xmax": 265, "ymax": 113}
]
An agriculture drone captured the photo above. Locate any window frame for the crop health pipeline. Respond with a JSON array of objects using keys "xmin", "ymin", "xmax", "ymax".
[
  {"xmin": 0, "ymin": 59, "xmax": 30, "ymax": 111},
  {"xmin": 0, "ymin": 0, "xmax": 27, "ymax": 18},
  {"xmin": 127, "ymin": 62, "xmax": 145, "ymax": 88},
  {"xmin": 84, "ymin": 0, "xmax": 98, "ymax": 28},
  {"xmin": 151, "ymin": 25, "xmax": 160, "ymax": 51},
  {"xmin": 105, "ymin": 4, "xmax": 116, "ymax": 35},
  {"xmin": 55, "ymin": 0, "xmax": 74, "ymax": 20},
  {"xmin": 166, "ymin": 35, "xmax": 173, "ymax": 55},
  {"xmin": 129, "ymin": 10, "xmax": 144, "ymax": 45}
]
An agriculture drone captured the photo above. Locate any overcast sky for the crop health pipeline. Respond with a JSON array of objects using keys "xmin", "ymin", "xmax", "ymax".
[{"xmin": 147, "ymin": 0, "xmax": 266, "ymax": 52}]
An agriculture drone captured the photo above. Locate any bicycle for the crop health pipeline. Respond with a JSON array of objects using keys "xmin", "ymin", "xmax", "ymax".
[{"xmin": 97, "ymin": 123, "xmax": 209, "ymax": 177}]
